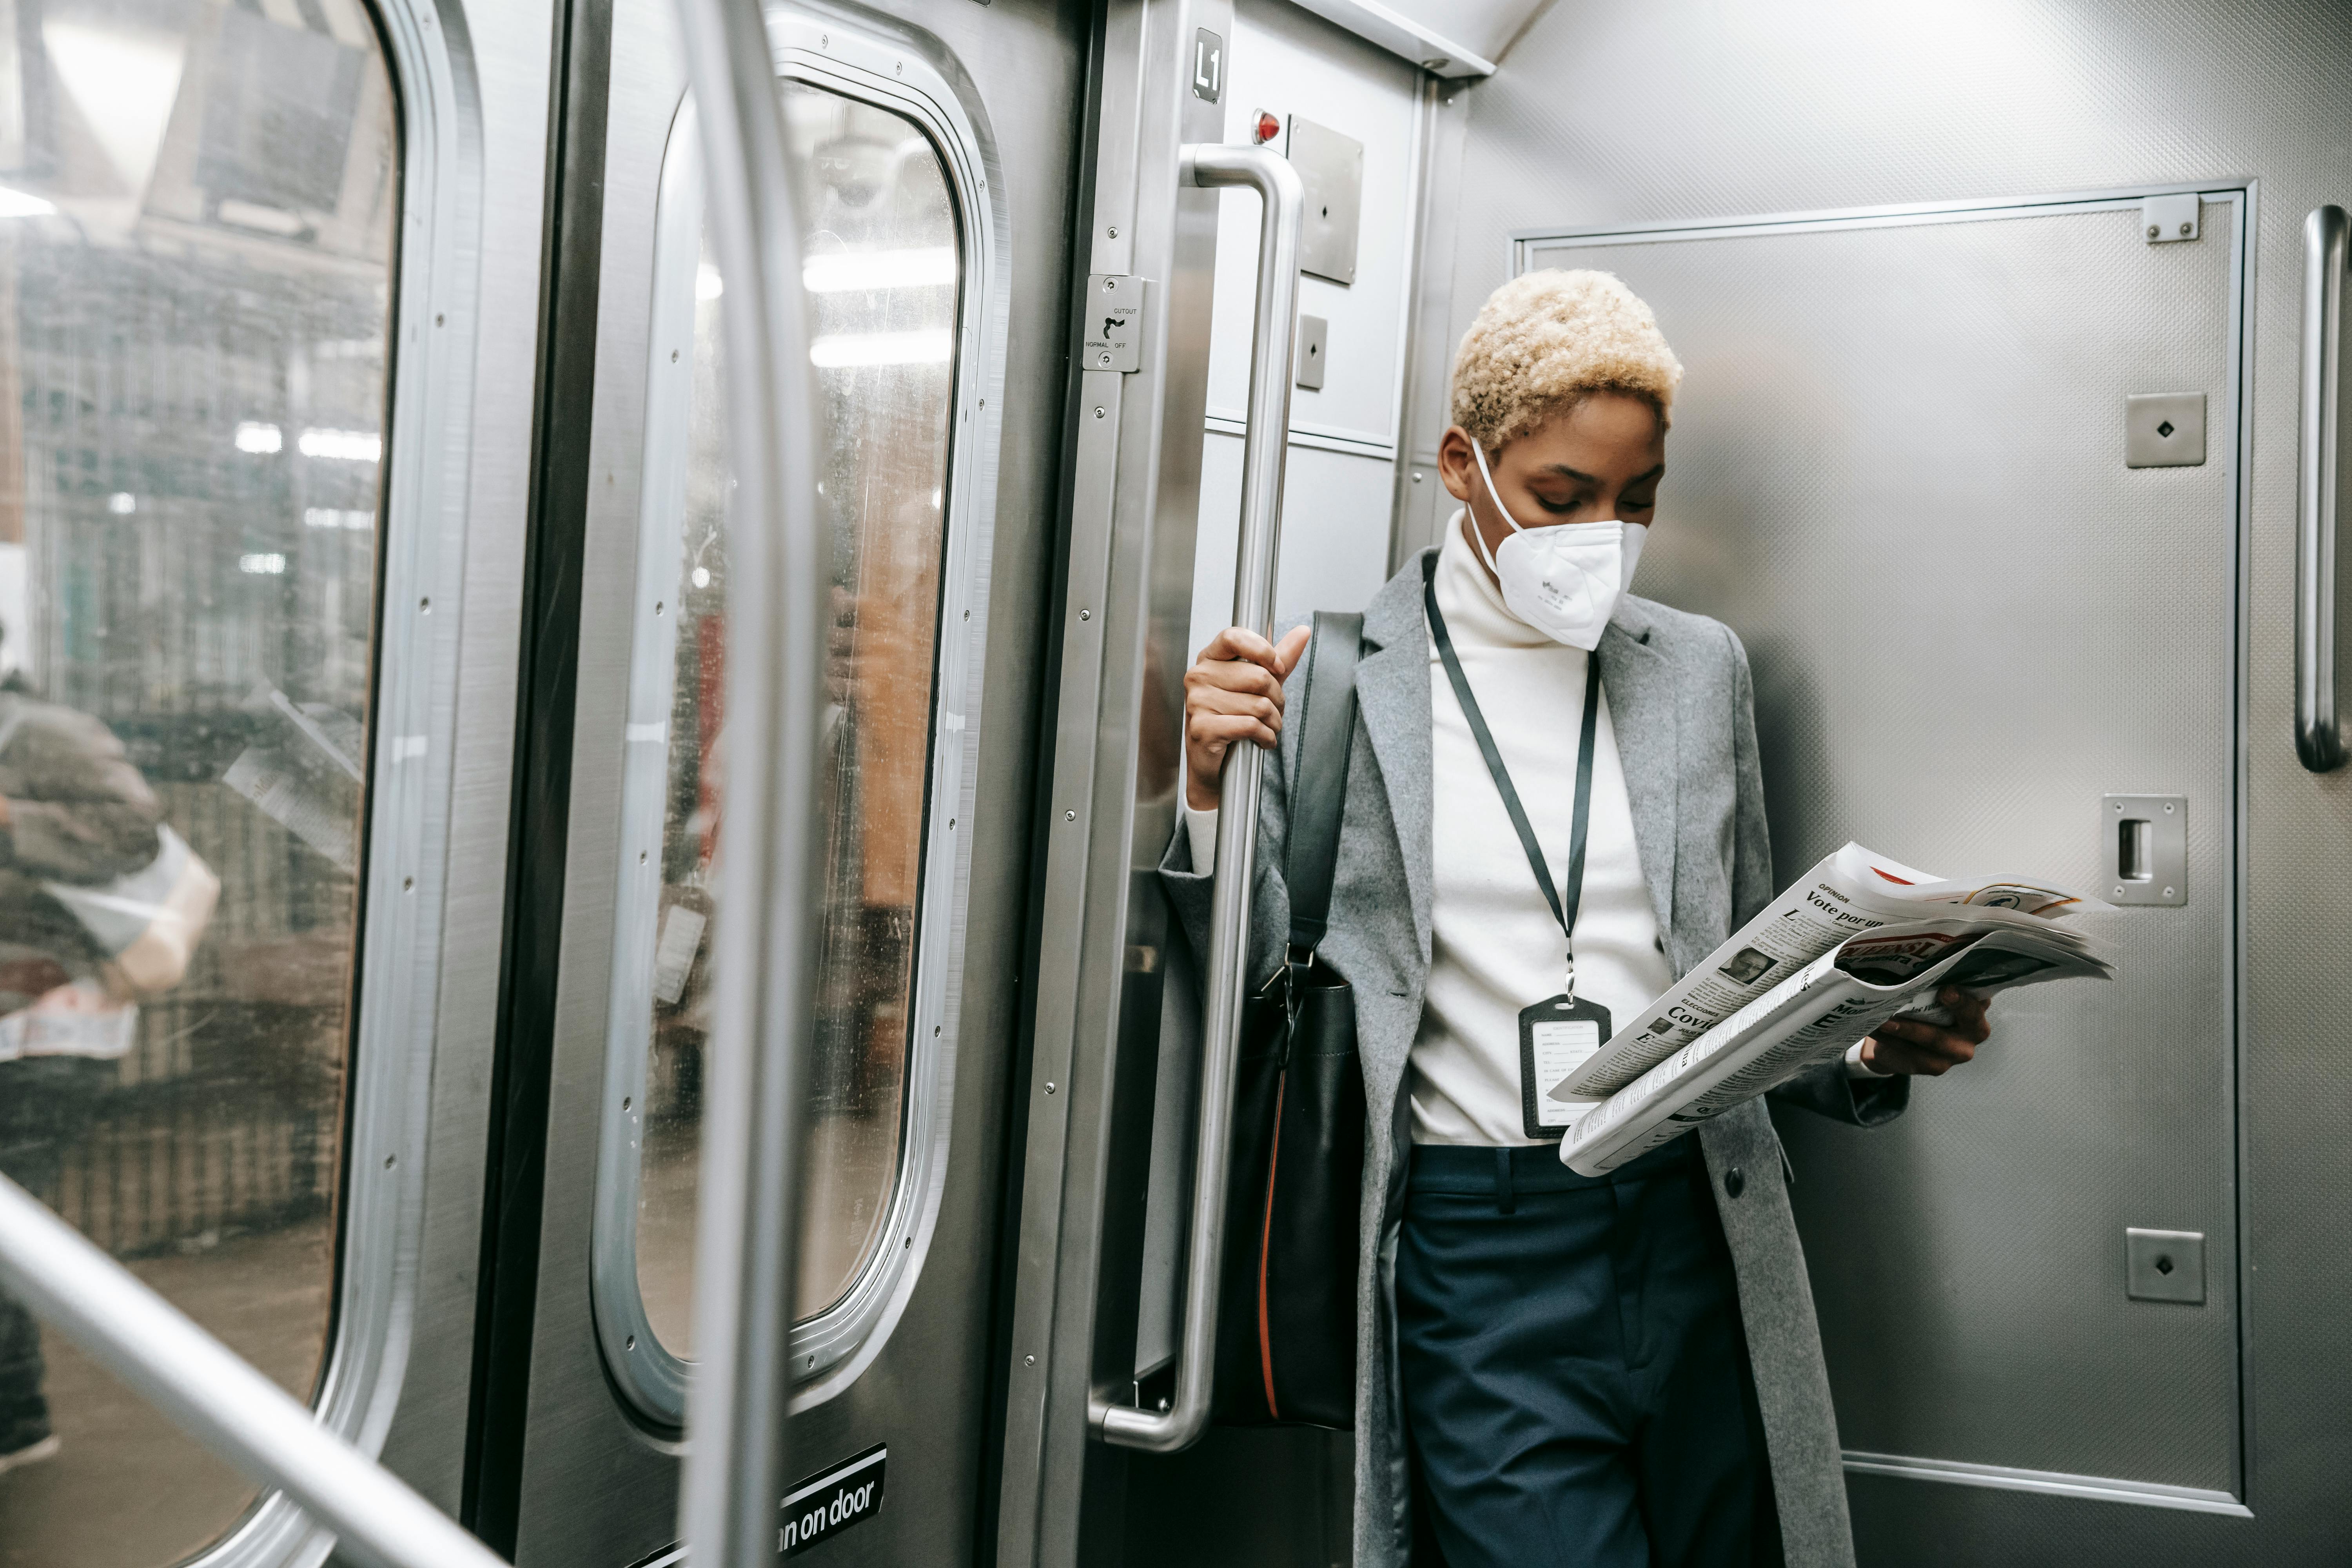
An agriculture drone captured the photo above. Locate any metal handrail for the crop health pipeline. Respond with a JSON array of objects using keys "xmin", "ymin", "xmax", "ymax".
[
  {"xmin": 2298, "ymin": 204, "xmax": 2348, "ymax": 772},
  {"xmin": 670, "ymin": 0, "xmax": 826, "ymax": 1563},
  {"xmin": 0, "ymin": 1175, "xmax": 507, "ymax": 1568},
  {"xmin": 1093, "ymin": 142, "xmax": 1304, "ymax": 1455}
]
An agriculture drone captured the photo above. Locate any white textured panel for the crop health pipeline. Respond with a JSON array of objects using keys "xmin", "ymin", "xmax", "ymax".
[
  {"xmin": 1207, "ymin": 0, "xmax": 1418, "ymax": 446},
  {"xmin": 1189, "ymin": 433, "xmax": 1400, "ymax": 664}
]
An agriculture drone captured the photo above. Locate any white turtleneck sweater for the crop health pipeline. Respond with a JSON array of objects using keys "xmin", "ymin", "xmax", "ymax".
[{"xmin": 1186, "ymin": 511, "xmax": 1879, "ymax": 1150}]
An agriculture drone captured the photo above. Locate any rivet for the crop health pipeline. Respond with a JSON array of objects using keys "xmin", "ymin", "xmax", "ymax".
[
  {"xmin": 1065, "ymin": 809, "xmax": 1076, "ymax": 820},
  {"xmin": 1079, "ymin": 608, "xmax": 1091, "ymax": 620},
  {"xmin": 2164, "ymin": 803, "xmax": 2176, "ymax": 814},
  {"xmin": 2180, "ymin": 221, "xmax": 2192, "ymax": 236},
  {"xmin": 1107, "ymin": 227, "xmax": 1118, "ymax": 238},
  {"xmin": 384, "ymin": 1154, "xmax": 396, "ymax": 1169},
  {"xmin": 2163, "ymin": 886, "xmax": 2175, "ymax": 898},
  {"xmin": 1094, "ymin": 406, "xmax": 1106, "ymax": 419},
  {"xmin": 949, "ymin": 817, "xmax": 956, "ymax": 830},
  {"xmin": 1045, "ymin": 1082, "xmax": 1057, "ymax": 1094},
  {"xmin": 2147, "ymin": 223, "xmax": 2160, "ymax": 239},
  {"xmin": 1024, "ymin": 1354, "xmax": 1036, "ymax": 1367}
]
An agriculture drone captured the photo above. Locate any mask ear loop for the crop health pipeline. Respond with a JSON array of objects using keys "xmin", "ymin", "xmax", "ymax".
[{"xmin": 1468, "ymin": 440, "xmax": 1524, "ymax": 576}]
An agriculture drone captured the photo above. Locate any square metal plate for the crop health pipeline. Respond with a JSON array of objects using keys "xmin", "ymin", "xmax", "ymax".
[
  {"xmin": 2125, "ymin": 391, "xmax": 2206, "ymax": 467},
  {"xmin": 2126, "ymin": 1228, "xmax": 2207, "ymax": 1304},
  {"xmin": 1295, "ymin": 313, "xmax": 1327, "ymax": 390},
  {"xmin": 1286, "ymin": 116, "xmax": 1363, "ymax": 285}
]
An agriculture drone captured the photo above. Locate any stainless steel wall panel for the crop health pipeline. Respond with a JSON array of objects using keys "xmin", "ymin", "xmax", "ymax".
[{"xmin": 1526, "ymin": 196, "xmax": 2243, "ymax": 1494}]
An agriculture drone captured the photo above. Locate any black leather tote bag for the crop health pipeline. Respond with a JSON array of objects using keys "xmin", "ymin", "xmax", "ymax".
[{"xmin": 1212, "ymin": 610, "xmax": 1367, "ymax": 1431}]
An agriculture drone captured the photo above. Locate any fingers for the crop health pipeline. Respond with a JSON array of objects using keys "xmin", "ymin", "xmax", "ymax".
[
  {"xmin": 1870, "ymin": 1014, "xmax": 1979, "ymax": 1076},
  {"xmin": 1197, "ymin": 625, "xmax": 1289, "ymax": 675},
  {"xmin": 1273, "ymin": 624, "xmax": 1312, "ymax": 676},
  {"xmin": 1937, "ymin": 986, "xmax": 1992, "ymax": 1043}
]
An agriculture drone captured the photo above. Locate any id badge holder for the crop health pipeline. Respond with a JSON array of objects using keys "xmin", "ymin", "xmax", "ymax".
[{"xmin": 1519, "ymin": 994, "xmax": 1612, "ymax": 1142}]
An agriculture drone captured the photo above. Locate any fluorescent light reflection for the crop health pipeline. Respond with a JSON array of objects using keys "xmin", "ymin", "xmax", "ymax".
[
  {"xmin": 696, "ymin": 264, "xmax": 723, "ymax": 301},
  {"xmin": 305, "ymin": 508, "xmax": 374, "ymax": 531},
  {"xmin": 808, "ymin": 331, "xmax": 953, "ymax": 369},
  {"xmin": 0, "ymin": 185, "xmax": 54, "ymax": 218},
  {"xmin": 106, "ymin": 493, "xmax": 134, "ymax": 515},
  {"xmin": 298, "ymin": 428, "xmax": 382, "ymax": 463},
  {"xmin": 239, "ymin": 553, "xmax": 286, "ymax": 575},
  {"xmin": 235, "ymin": 421, "xmax": 283, "ymax": 454},
  {"xmin": 802, "ymin": 247, "xmax": 956, "ymax": 293}
]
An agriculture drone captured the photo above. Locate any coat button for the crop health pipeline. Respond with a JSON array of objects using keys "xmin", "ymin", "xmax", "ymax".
[{"xmin": 1724, "ymin": 1167, "xmax": 1746, "ymax": 1198}]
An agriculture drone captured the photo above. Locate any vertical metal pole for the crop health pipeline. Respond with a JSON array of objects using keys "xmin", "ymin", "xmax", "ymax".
[
  {"xmin": 670, "ymin": 0, "xmax": 825, "ymax": 1562},
  {"xmin": 1091, "ymin": 142, "xmax": 1302, "ymax": 1455}
]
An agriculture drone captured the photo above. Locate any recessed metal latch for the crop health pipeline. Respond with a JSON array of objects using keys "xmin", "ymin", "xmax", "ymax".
[
  {"xmin": 2126, "ymin": 1228, "xmax": 2207, "ymax": 1304},
  {"xmin": 2104, "ymin": 794, "xmax": 2185, "ymax": 906},
  {"xmin": 1083, "ymin": 274, "xmax": 1147, "ymax": 373},
  {"xmin": 2144, "ymin": 192, "xmax": 2201, "ymax": 243}
]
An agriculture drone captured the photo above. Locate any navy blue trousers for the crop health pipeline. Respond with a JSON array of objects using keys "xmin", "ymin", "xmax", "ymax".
[{"xmin": 1397, "ymin": 1138, "xmax": 1783, "ymax": 1568}]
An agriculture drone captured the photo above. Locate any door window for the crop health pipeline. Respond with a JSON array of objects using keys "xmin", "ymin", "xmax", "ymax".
[
  {"xmin": 0, "ymin": 0, "xmax": 397, "ymax": 1561},
  {"xmin": 596, "ymin": 73, "xmax": 966, "ymax": 1421}
]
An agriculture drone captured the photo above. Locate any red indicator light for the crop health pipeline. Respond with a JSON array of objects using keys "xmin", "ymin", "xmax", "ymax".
[{"xmin": 1252, "ymin": 110, "xmax": 1281, "ymax": 146}]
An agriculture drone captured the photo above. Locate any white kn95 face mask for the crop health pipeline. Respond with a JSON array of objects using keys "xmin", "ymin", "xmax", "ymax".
[{"xmin": 1469, "ymin": 439, "xmax": 1645, "ymax": 650}]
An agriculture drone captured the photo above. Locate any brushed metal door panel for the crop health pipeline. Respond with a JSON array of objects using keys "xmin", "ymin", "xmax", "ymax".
[{"xmin": 1526, "ymin": 198, "xmax": 2241, "ymax": 1492}]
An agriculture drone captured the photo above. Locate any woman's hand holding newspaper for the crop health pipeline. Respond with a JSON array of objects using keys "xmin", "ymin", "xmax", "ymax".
[{"xmin": 1859, "ymin": 986, "xmax": 1991, "ymax": 1076}]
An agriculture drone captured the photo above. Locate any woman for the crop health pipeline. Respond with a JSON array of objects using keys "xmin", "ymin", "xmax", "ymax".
[{"xmin": 1162, "ymin": 270, "xmax": 1990, "ymax": 1568}]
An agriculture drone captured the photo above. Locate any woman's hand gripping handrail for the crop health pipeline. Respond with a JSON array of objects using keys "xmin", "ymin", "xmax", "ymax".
[
  {"xmin": 0, "ymin": 1175, "xmax": 509, "ymax": 1568},
  {"xmin": 671, "ymin": 0, "xmax": 827, "ymax": 1559},
  {"xmin": 2299, "ymin": 205, "xmax": 2348, "ymax": 772},
  {"xmin": 1093, "ymin": 143, "xmax": 1304, "ymax": 1454}
]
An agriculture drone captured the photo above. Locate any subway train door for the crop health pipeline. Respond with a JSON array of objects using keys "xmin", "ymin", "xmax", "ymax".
[
  {"xmin": 477, "ymin": 0, "xmax": 1086, "ymax": 1563},
  {"xmin": 0, "ymin": 0, "xmax": 548, "ymax": 1564},
  {"xmin": 995, "ymin": 2, "xmax": 1426, "ymax": 1563}
]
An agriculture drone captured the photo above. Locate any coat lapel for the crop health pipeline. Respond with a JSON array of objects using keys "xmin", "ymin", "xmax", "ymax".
[
  {"xmin": 1352, "ymin": 554, "xmax": 1436, "ymax": 959},
  {"xmin": 1595, "ymin": 599, "xmax": 1680, "ymax": 941}
]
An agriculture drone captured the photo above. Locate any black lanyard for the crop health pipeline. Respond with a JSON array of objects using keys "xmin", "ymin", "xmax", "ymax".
[{"xmin": 1422, "ymin": 554, "xmax": 1601, "ymax": 997}]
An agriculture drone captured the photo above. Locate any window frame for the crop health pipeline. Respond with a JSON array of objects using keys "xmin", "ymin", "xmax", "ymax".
[
  {"xmin": 151, "ymin": 0, "xmax": 492, "ymax": 1564},
  {"xmin": 588, "ymin": 6, "xmax": 1009, "ymax": 1427}
]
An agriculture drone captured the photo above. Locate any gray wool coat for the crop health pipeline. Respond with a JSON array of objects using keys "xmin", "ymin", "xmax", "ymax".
[{"xmin": 1159, "ymin": 549, "xmax": 1907, "ymax": 1568}]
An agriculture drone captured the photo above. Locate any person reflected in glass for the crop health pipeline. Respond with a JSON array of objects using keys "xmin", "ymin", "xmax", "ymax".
[{"xmin": 0, "ymin": 625, "xmax": 178, "ymax": 1475}]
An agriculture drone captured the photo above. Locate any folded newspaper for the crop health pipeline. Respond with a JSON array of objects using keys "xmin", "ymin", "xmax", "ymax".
[{"xmin": 1555, "ymin": 843, "xmax": 2115, "ymax": 1176}]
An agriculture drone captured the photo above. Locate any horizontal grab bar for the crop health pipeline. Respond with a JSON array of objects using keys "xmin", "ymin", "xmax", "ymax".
[{"xmin": 0, "ymin": 1175, "xmax": 506, "ymax": 1568}]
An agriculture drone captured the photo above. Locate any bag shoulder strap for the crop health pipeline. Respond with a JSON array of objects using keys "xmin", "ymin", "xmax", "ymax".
[{"xmin": 1283, "ymin": 611, "xmax": 1363, "ymax": 956}]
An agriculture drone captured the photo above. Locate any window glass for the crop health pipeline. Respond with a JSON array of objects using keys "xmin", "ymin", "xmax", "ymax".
[
  {"xmin": 632, "ymin": 80, "xmax": 957, "ymax": 1352},
  {"xmin": 0, "ymin": 0, "xmax": 396, "ymax": 1560}
]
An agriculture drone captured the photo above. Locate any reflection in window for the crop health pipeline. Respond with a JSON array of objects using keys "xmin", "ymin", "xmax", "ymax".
[
  {"xmin": 633, "ymin": 82, "xmax": 957, "ymax": 1353},
  {"xmin": 0, "ymin": 1, "xmax": 395, "ymax": 1561}
]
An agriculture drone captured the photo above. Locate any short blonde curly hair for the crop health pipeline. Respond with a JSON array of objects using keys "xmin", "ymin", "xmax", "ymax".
[{"xmin": 1449, "ymin": 269, "xmax": 1683, "ymax": 451}]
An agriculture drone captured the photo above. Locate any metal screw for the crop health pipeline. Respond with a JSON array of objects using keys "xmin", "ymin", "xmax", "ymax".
[
  {"xmin": 1099, "ymin": 352, "xmax": 1112, "ymax": 367},
  {"xmin": 2165, "ymin": 803, "xmax": 2176, "ymax": 814},
  {"xmin": 2163, "ymin": 886, "xmax": 2175, "ymax": 898},
  {"xmin": 1102, "ymin": 278, "xmax": 1116, "ymax": 291},
  {"xmin": 1094, "ymin": 406, "xmax": 1106, "ymax": 419},
  {"xmin": 1079, "ymin": 608, "xmax": 1091, "ymax": 621},
  {"xmin": 1045, "ymin": 1082, "xmax": 1057, "ymax": 1094},
  {"xmin": 2147, "ymin": 224, "xmax": 2160, "ymax": 239},
  {"xmin": 2180, "ymin": 222, "xmax": 2192, "ymax": 236},
  {"xmin": 949, "ymin": 817, "xmax": 956, "ymax": 830},
  {"xmin": 384, "ymin": 1154, "xmax": 396, "ymax": 1169},
  {"xmin": 1025, "ymin": 1354, "xmax": 1036, "ymax": 1366},
  {"xmin": 1065, "ymin": 809, "xmax": 1076, "ymax": 820},
  {"xmin": 403, "ymin": 877, "xmax": 414, "ymax": 893}
]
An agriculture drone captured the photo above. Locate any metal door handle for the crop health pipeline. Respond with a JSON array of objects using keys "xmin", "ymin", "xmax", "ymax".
[
  {"xmin": 2298, "ymin": 205, "xmax": 2348, "ymax": 771},
  {"xmin": 1093, "ymin": 143, "xmax": 1303, "ymax": 1454},
  {"xmin": 672, "ymin": 0, "xmax": 828, "ymax": 1559}
]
